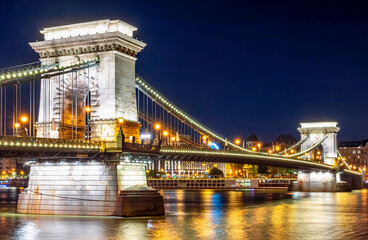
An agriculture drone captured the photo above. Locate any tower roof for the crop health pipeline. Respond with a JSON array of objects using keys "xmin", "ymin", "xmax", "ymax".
[
  {"xmin": 40, "ymin": 19, "xmax": 137, "ymax": 40},
  {"xmin": 339, "ymin": 139, "xmax": 368, "ymax": 148},
  {"xmin": 274, "ymin": 134, "xmax": 297, "ymax": 145},
  {"xmin": 246, "ymin": 134, "xmax": 259, "ymax": 142}
]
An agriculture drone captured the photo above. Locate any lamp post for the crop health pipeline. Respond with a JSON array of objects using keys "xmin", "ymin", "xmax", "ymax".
[
  {"xmin": 14, "ymin": 122, "xmax": 20, "ymax": 136},
  {"xmin": 163, "ymin": 130, "xmax": 168, "ymax": 145},
  {"xmin": 155, "ymin": 123, "xmax": 161, "ymax": 143},
  {"xmin": 20, "ymin": 115, "xmax": 28, "ymax": 136},
  {"xmin": 257, "ymin": 142, "xmax": 262, "ymax": 151}
]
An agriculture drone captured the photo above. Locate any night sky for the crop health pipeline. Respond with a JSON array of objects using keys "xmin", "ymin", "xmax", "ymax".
[{"xmin": 1, "ymin": 1, "xmax": 368, "ymax": 143}]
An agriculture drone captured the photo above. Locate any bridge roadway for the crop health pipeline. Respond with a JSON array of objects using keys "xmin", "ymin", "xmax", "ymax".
[{"xmin": 0, "ymin": 136, "xmax": 361, "ymax": 176}]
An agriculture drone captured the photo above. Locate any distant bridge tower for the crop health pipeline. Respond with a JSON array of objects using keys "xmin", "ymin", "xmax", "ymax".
[
  {"xmin": 30, "ymin": 19, "xmax": 146, "ymax": 140},
  {"xmin": 298, "ymin": 122, "xmax": 340, "ymax": 165}
]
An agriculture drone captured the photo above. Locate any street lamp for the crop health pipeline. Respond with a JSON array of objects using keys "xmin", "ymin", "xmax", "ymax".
[
  {"xmin": 21, "ymin": 116, "xmax": 28, "ymax": 123},
  {"xmin": 235, "ymin": 139, "xmax": 241, "ymax": 145},
  {"xmin": 257, "ymin": 142, "xmax": 262, "ymax": 151},
  {"xmin": 275, "ymin": 146, "xmax": 280, "ymax": 151},
  {"xmin": 86, "ymin": 106, "xmax": 91, "ymax": 113},
  {"xmin": 117, "ymin": 117, "xmax": 124, "ymax": 124},
  {"xmin": 14, "ymin": 122, "xmax": 20, "ymax": 135},
  {"xmin": 163, "ymin": 131, "xmax": 168, "ymax": 145},
  {"xmin": 155, "ymin": 123, "xmax": 161, "ymax": 130}
]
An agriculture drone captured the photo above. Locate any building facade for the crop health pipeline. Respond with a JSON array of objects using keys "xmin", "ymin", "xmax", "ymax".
[
  {"xmin": 147, "ymin": 160, "xmax": 226, "ymax": 178},
  {"xmin": 0, "ymin": 158, "xmax": 17, "ymax": 178},
  {"xmin": 339, "ymin": 139, "xmax": 368, "ymax": 179}
]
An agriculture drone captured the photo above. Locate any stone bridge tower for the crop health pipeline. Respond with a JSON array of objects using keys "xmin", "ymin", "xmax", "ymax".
[
  {"xmin": 298, "ymin": 122, "xmax": 340, "ymax": 165},
  {"xmin": 30, "ymin": 19, "xmax": 146, "ymax": 141},
  {"xmin": 17, "ymin": 20, "xmax": 165, "ymax": 217}
]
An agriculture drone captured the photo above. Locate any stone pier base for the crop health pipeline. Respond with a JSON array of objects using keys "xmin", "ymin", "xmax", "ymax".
[
  {"xmin": 17, "ymin": 160, "xmax": 165, "ymax": 217},
  {"xmin": 115, "ymin": 186, "xmax": 165, "ymax": 217},
  {"xmin": 288, "ymin": 171, "xmax": 351, "ymax": 192}
]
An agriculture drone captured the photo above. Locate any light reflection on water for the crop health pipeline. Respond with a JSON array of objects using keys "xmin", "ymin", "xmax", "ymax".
[{"xmin": 0, "ymin": 188, "xmax": 367, "ymax": 240}]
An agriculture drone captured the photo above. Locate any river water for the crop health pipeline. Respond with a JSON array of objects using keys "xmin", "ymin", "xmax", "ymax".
[{"xmin": 0, "ymin": 188, "xmax": 367, "ymax": 240}]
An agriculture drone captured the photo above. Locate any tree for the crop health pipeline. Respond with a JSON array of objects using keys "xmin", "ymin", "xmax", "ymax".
[
  {"xmin": 146, "ymin": 170, "xmax": 161, "ymax": 178},
  {"xmin": 208, "ymin": 167, "xmax": 224, "ymax": 178},
  {"xmin": 257, "ymin": 165, "xmax": 268, "ymax": 175}
]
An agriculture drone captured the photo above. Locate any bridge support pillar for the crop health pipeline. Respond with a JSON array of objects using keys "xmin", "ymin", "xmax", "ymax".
[
  {"xmin": 288, "ymin": 171, "xmax": 352, "ymax": 192},
  {"xmin": 17, "ymin": 157, "xmax": 164, "ymax": 217}
]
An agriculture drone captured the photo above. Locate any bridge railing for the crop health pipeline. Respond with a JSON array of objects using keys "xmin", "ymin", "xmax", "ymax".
[
  {"xmin": 0, "ymin": 61, "xmax": 42, "ymax": 75},
  {"xmin": 161, "ymin": 146, "xmax": 254, "ymax": 154},
  {"xmin": 161, "ymin": 146, "xmax": 323, "ymax": 162},
  {"xmin": 0, "ymin": 136, "xmax": 100, "ymax": 150}
]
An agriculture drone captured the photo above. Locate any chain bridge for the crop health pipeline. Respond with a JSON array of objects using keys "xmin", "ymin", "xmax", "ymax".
[{"xmin": 0, "ymin": 19, "xmax": 363, "ymax": 217}]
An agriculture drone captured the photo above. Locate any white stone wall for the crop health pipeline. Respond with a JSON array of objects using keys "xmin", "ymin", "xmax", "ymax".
[
  {"xmin": 117, "ymin": 163, "xmax": 147, "ymax": 190},
  {"xmin": 17, "ymin": 162, "xmax": 118, "ymax": 216},
  {"xmin": 115, "ymin": 54, "xmax": 138, "ymax": 121}
]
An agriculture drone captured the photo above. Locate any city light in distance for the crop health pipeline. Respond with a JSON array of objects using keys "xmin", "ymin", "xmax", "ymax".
[
  {"xmin": 14, "ymin": 123, "xmax": 20, "ymax": 128},
  {"xmin": 235, "ymin": 139, "xmax": 241, "ymax": 145},
  {"xmin": 86, "ymin": 106, "xmax": 91, "ymax": 113},
  {"xmin": 275, "ymin": 146, "xmax": 280, "ymax": 151},
  {"xmin": 163, "ymin": 131, "xmax": 168, "ymax": 136},
  {"xmin": 155, "ymin": 123, "xmax": 161, "ymax": 130}
]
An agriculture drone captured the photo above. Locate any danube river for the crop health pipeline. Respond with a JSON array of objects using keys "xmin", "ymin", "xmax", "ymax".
[{"xmin": 0, "ymin": 188, "xmax": 367, "ymax": 240}]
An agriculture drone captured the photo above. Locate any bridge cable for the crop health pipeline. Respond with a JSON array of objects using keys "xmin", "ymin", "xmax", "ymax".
[
  {"xmin": 277, "ymin": 136, "xmax": 309, "ymax": 154},
  {"xmin": 287, "ymin": 135, "xmax": 328, "ymax": 158},
  {"xmin": 136, "ymin": 75, "xmax": 257, "ymax": 153},
  {"xmin": 337, "ymin": 150, "xmax": 352, "ymax": 170}
]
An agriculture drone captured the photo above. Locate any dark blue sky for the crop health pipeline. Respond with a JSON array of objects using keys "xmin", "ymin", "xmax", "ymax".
[{"xmin": 1, "ymin": 1, "xmax": 368, "ymax": 142}]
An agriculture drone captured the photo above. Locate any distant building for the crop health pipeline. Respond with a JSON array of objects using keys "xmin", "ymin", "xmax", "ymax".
[
  {"xmin": 339, "ymin": 139, "xmax": 368, "ymax": 178},
  {"xmin": 147, "ymin": 160, "xmax": 226, "ymax": 178},
  {"xmin": 246, "ymin": 134, "xmax": 259, "ymax": 148},
  {"xmin": 273, "ymin": 134, "xmax": 297, "ymax": 151},
  {"xmin": 0, "ymin": 158, "xmax": 17, "ymax": 174},
  {"xmin": 274, "ymin": 134, "xmax": 297, "ymax": 147}
]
